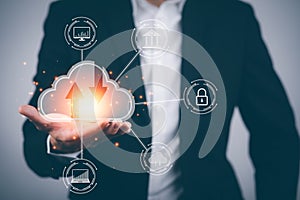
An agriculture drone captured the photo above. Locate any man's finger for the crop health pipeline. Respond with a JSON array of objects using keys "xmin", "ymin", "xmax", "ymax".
[
  {"xmin": 19, "ymin": 105, "xmax": 50, "ymax": 131},
  {"xmin": 106, "ymin": 121, "xmax": 122, "ymax": 135},
  {"xmin": 119, "ymin": 122, "xmax": 132, "ymax": 134}
]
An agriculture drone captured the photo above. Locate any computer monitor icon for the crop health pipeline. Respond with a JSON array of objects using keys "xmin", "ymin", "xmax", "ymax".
[
  {"xmin": 71, "ymin": 169, "xmax": 90, "ymax": 184},
  {"xmin": 73, "ymin": 27, "xmax": 91, "ymax": 41}
]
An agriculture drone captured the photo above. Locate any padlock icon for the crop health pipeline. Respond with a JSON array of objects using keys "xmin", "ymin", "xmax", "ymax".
[{"xmin": 196, "ymin": 88, "xmax": 208, "ymax": 106}]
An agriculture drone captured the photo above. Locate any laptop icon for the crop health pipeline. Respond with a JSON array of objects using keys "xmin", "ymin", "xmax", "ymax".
[{"xmin": 71, "ymin": 169, "xmax": 90, "ymax": 184}]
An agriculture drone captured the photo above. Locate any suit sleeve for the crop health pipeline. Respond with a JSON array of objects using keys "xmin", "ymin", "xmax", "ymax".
[
  {"xmin": 23, "ymin": 2, "xmax": 77, "ymax": 178},
  {"xmin": 237, "ymin": 5, "xmax": 299, "ymax": 200}
]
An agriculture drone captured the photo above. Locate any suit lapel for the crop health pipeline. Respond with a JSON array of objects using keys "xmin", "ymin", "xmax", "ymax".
[{"xmin": 182, "ymin": 0, "xmax": 208, "ymax": 47}]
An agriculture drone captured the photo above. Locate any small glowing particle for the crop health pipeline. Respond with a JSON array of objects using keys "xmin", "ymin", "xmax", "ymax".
[
  {"xmin": 125, "ymin": 75, "xmax": 128, "ymax": 78},
  {"xmin": 141, "ymin": 76, "xmax": 144, "ymax": 80},
  {"xmin": 94, "ymin": 137, "xmax": 98, "ymax": 141},
  {"xmin": 23, "ymin": 61, "xmax": 27, "ymax": 66},
  {"xmin": 52, "ymin": 146, "xmax": 57, "ymax": 150},
  {"xmin": 69, "ymin": 80, "xmax": 73, "ymax": 84},
  {"xmin": 28, "ymin": 92, "xmax": 33, "ymax": 95},
  {"xmin": 139, "ymin": 95, "xmax": 143, "ymax": 99},
  {"xmin": 42, "ymin": 70, "xmax": 46, "ymax": 74},
  {"xmin": 39, "ymin": 88, "xmax": 43, "ymax": 92},
  {"xmin": 143, "ymin": 102, "xmax": 147, "ymax": 105},
  {"xmin": 136, "ymin": 113, "xmax": 140, "ymax": 117},
  {"xmin": 114, "ymin": 142, "xmax": 120, "ymax": 147},
  {"xmin": 118, "ymin": 81, "xmax": 121, "ymax": 84},
  {"xmin": 33, "ymin": 81, "xmax": 39, "ymax": 86},
  {"xmin": 128, "ymin": 89, "xmax": 132, "ymax": 93},
  {"xmin": 54, "ymin": 76, "xmax": 58, "ymax": 80},
  {"xmin": 50, "ymin": 94, "xmax": 54, "ymax": 97},
  {"xmin": 109, "ymin": 71, "xmax": 113, "ymax": 75},
  {"xmin": 72, "ymin": 136, "xmax": 77, "ymax": 140}
]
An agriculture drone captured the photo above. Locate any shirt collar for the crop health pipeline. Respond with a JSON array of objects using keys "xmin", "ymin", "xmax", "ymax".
[{"xmin": 131, "ymin": 0, "xmax": 187, "ymax": 16}]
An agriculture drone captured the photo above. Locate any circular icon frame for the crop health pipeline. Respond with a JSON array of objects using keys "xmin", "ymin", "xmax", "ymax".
[
  {"xmin": 140, "ymin": 142, "xmax": 173, "ymax": 175},
  {"xmin": 183, "ymin": 79, "xmax": 218, "ymax": 115},
  {"xmin": 63, "ymin": 158, "xmax": 97, "ymax": 194},
  {"xmin": 64, "ymin": 16, "xmax": 97, "ymax": 50},
  {"xmin": 131, "ymin": 19, "xmax": 169, "ymax": 58}
]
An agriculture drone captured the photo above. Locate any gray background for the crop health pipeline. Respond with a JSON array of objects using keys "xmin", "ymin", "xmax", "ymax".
[{"xmin": 0, "ymin": 0, "xmax": 299, "ymax": 199}]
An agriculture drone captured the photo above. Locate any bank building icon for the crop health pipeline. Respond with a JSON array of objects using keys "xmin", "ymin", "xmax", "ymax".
[{"xmin": 142, "ymin": 29, "xmax": 160, "ymax": 47}]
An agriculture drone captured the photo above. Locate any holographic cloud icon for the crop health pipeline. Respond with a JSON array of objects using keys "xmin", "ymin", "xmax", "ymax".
[{"xmin": 38, "ymin": 61, "xmax": 135, "ymax": 122}]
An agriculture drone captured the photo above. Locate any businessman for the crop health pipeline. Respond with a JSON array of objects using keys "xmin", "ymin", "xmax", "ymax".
[{"xmin": 19, "ymin": 0, "xmax": 299, "ymax": 199}]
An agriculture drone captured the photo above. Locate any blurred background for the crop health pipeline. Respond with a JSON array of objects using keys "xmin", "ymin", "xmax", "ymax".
[{"xmin": 0, "ymin": 0, "xmax": 299, "ymax": 199}]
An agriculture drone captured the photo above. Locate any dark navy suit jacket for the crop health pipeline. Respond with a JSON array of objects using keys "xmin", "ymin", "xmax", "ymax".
[{"xmin": 22, "ymin": 0, "xmax": 299, "ymax": 199}]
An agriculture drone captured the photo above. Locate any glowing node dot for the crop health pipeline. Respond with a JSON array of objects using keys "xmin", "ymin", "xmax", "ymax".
[
  {"xmin": 109, "ymin": 71, "xmax": 113, "ymax": 75},
  {"xmin": 72, "ymin": 136, "xmax": 77, "ymax": 140},
  {"xmin": 52, "ymin": 146, "xmax": 57, "ymax": 150},
  {"xmin": 39, "ymin": 88, "xmax": 43, "ymax": 92},
  {"xmin": 114, "ymin": 142, "xmax": 120, "ymax": 147},
  {"xmin": 54, "ymin": 76, "xmax": 58, "ymax": 80},
  {"xmin": 139, "ymin": 95, "xmax": 143, "ymax": 99},
  {"xmin": 42, "ymin": 70, "xmax": 46, "ymax": 74},
  {"xmin": 28, "ymin": 92, "xmax": 33, "ymax": 96},
  {"xmin": 125, "ymin": 75, "xmax": 128, "ymax": 79},
  {"xmin": 23, "ymin": 61, "xmax": 27, "ymax": 66},
  {"xmin": 136, "ymin": 113, "xmax": 140, "ymax": 117},
  {"xmin": 94, "ymin": 137, "xmax": 98, "ymax": 141}
]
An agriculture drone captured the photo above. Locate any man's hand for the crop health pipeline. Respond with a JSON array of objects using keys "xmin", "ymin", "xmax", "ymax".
[{"xmin": 19, "ymin": 105, "xmax": 131, "ymax": 153}]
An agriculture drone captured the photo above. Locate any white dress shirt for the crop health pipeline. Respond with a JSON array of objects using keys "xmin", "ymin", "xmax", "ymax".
[{"xmin": 131, "ymin": 0, "xmax": 186, "ymax": 199}]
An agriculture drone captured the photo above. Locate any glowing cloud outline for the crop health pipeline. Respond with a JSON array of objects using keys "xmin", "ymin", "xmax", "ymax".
[{"xmin": 38, "ymin": 60, "xmax": 135, "ymax": 122}]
